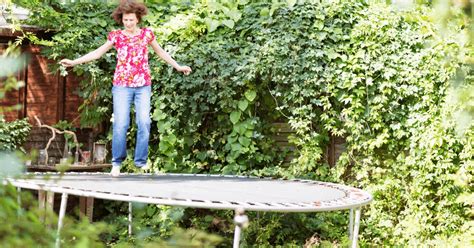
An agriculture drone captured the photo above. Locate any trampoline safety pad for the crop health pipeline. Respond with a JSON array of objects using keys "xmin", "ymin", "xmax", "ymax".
[{"xmin": 5, "ymin": 172, "xmax": 372, "ymax": 212}]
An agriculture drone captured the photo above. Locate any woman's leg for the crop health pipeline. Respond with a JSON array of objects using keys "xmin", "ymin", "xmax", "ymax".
[
  {"xmin": 133, "ymin": 85, "xmax": 151, "ymax": 167},
  {"xmin": 112, "ymin": 86, "xmax": 133, "ymax": 167}
]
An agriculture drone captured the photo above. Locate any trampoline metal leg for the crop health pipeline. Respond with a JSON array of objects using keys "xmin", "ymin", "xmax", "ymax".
[
  {"xmin": 233, "ymin": 224, "xmax": 242, "ymax": 248},
  {"xmin": 17, "ymin": 187, "xmax": 21, "ymax": 216},
  {"xmin": 128, "ymin": 202, "xmax": 132, "ymax": 236},
  {"xmin": 349, "ymin": 207, "xmax": 361, "ymax": 248},
  {"xmin": 56, "ymin": 193, "xmax": 68, "ymax": 248},
  {"xmin": 348, "ymin": 208, "xmax": 354, "ymax": 241},
  {"xmin": 233, "ymin": 208, "xmax": 249, "ymax": 248}
]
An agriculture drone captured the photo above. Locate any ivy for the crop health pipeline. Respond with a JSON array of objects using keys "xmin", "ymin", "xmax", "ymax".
[{"xmin": 0, "ymin": 118, "xmax": 31, "ymax": 152}]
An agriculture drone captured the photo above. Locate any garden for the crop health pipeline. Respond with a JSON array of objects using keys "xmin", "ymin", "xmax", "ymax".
[{"xmin": 0, "ymin": 0, "xmax": 472, "ymax": 247}]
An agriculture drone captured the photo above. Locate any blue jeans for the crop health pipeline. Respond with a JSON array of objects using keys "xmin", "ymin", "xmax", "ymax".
[{"xmin": 111, "ymin": 85, "xmax": 151, "ymax": 168}]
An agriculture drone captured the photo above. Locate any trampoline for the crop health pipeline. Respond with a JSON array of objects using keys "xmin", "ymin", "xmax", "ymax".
[{"xmin": 5, "ymin": 172, "xmax": 372, "ymax": 248}]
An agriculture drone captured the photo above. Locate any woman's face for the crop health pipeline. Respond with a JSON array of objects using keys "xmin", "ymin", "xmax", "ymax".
[{"xmin": 122, "ymin": 13, "xmax": 139, "ymax": 31}]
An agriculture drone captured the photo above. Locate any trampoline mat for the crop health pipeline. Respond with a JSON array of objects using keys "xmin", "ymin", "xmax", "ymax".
[{"xmin": 7, "ymin": 173, "xmax": 372, "ymax": 212}]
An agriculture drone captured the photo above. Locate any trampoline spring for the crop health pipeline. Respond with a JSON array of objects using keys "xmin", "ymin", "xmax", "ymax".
[
  {"xmin": 287, "ymin": 203, "xmax": 304, "ymax": 207},
  {"xmin": 170, "ymin": 198, "xmax": 186, "ymax": 202},
  {"xmin": 134, "ymin": 194, "xmax": 148, "ymax": 198},
  {"xmin": 250, "ymin": 202, "xmax": 270, "ymax": 207}
]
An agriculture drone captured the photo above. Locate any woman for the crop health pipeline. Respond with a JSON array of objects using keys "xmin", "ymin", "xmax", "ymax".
[{"xmin": 60, "ymin": 0, "xmax": 192, "ymax": 176}]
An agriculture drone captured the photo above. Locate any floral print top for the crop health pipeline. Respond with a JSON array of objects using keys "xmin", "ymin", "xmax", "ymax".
[{"xmin": 107, "ymin": 28, "xmax": 155, "ymax": 87}]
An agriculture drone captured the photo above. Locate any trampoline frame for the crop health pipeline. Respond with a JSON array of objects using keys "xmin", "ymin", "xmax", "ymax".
[{"xmin": 5, "ymin": 172, "xmax": 372, "ymax": 248}]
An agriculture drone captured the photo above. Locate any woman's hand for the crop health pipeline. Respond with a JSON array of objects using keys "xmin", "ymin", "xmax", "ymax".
[
  {"xmin": 177, "ymin": 65, "xmax": 192, "ymax": 75},
  {"xmin": 59, "ymin": 59, "xmax": 76, "ymax": 67}
]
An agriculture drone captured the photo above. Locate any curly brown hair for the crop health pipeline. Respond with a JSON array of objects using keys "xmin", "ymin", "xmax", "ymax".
[{"xmin": 111, "ymin": 0, "xmax": 148, "ymax": 25}]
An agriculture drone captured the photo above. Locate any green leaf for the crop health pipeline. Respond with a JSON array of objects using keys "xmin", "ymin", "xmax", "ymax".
[
  {"xmin": 98, "ymin": 19, "xmax": 107, "ymax": 27},
  {"xmin": 205, "ymin": 18, "xmax": 220, "ymax": 33},
  {"xmin": 227, "ymin": 134, "xmax": 238, "ymax": 144},
  {"xmin": 231, "ymin": 143, "xmax": 242, "ymax": 151},
  {"xmin": 238, "ymin": 100, "xmax": 249, "ymax": 111},
  {"xmin": 244, "ymin": 130, "xmax": 253, "ymax": 137},
  {"xmin": 244, "ymin": 90, "xmax": 256, "ymax": 102},
  {"xmin": 287, "ymin": 0, "xmax": 297, "ymax": 8},
  {"xmin": 238, "ymin": 125, "xmax": 247, "ymax": 135},
  {"xmin": 167, "ymin": 133, "xmax": 177, "ymax": 145},
  {"xmin": 157, "ymin": 121, "xmax": 171, "ymax": 133},
  {"xmin": 230, "ymin": 111, "xmax": 241, "ymax": 124},
  {"xmin": 152, "ymin": 110, "xmax": 166, "ymax": 121},
  {"xmin": 238, "ymin": 136, "xmax": 251, "ymax": 147},
  {"xmin": 222, "ymin": 19, "xmax": 235, "ymax": 29},
  {"xmin": 159, "ymin": 141, "xmax": 170, "ymax": 152},
  {"xmin": 226, "ymin": 10, "xmax": 242, "ymax": 22},
  {"xmin": 147, "ymin": 207, "xmax": 156, "ymax": 216}
]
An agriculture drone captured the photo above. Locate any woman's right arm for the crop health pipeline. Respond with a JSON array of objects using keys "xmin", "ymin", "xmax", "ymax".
[{"xmin": 60, "ymin": 41, "xmax": 114, "ymax": 67}]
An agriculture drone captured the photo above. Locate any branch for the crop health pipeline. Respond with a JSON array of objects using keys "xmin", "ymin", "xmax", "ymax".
[{"xmin": 34, "ymin": 116, "xmax": 81, "ymax": 165}]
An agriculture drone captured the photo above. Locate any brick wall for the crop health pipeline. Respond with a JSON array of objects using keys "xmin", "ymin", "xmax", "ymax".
[
  {"xmin": 24, "ymin": 45, "xmax": 59, "ymax": 124},
  {"xmin": 1, "ymin": 39, "xmax": 84, "ymax": 126}
]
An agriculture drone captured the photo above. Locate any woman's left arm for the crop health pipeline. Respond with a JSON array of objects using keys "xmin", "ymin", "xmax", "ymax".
[{"xmin": 150, "ymin": 40, "xmax": 192, "ymax": 75}]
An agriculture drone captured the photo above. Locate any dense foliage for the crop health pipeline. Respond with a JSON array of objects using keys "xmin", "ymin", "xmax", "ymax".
[
  {"xmin": 0, "ymin": 118, "xmax": 31, "ymax": 152},
  {"xmin": 0, "ymin": 47, "xmax": 111, "ymax": 248},
  {"xmin": 0, "ymin": 181, "xmax": 111, "ymax": 247},
  {"xmin": 11, "ymin": 0, "xmax": 474, "ymax": 246}
]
